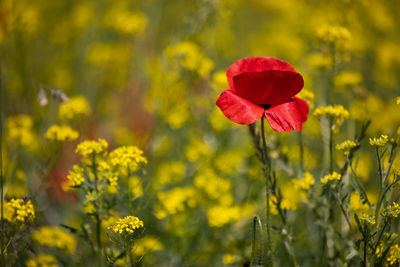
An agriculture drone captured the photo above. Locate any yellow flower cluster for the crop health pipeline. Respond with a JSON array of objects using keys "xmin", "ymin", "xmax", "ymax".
[
  {"xmin": 108, "ymin": 215, "xmax": 144, "ymax": 234},
  {"xmin": 336, "ymin": 140, "xmax": 357, "ymax": 155},
  {"xmin": 382, "ymin": 202, "xmax": 400, "ymax": 218},
  {"xmin": 223, "ymin": 253, "xmax": 236, "ymax": 265},
  {"xmin": 5, "ymin": 198, "xmax": 35, "ymax": 222},
  {"xmin": 333, "ymin": 71, "xmax": 363, "ymax": 90},
  {"xmin": 156, "ymin": 161, "xmax": 185, "ymax": 185},
  {"xmin": 313, "ymin": 105, "xmax": 349, "ymax": 130},
  {"xmin": 109, "ymin": 146, "xmax": 147, "ymax": 173},
  {"xmin": 66, "ymin": 165, "xmax": 85, "ymax": 187},
  {"xmin": 307, "ymin": 53, "xmax": 333, "ymax": 69},
  {"xmin": 45, "ymin": 124, "xmax": 79, "ymax": 141},
  {"xmin": 320, "ymin": 172, "xmax": 341, "ymax": 184},
  {"xmin": 387, "ymin": 244, "xmax": 400, "ymax": 265},
  {"xmin": 194, "ymin": 169, "xmax": 231, "ymax": 201},
  {"xmin": 207, "ymin": 205, "xmax": 242, "ymax": 227},
  {"xmin": 58, "ymin": 95, "xmax": 90, "ymax": 120},
  {"xmin": 360, "ymin": 213, "xmax": 376, "ymax": 225},
  {"xmin": 105, "ymin": 7, "xmax": 147, "ymax": 35},
  {"xmin": 75, "ymin": 138, "xmax": 108, "ymax": 156},
  {"xmin": 349, "ymin": 192, "xmax": 369, "ymax": 213},
  {"xmin": 164, "ymin": 41, "xmax": 214, "ymax": 78},
  {"xmin": 26, "ymin": 254, "xmax": 58, "ymax": 267},
  {"xmin": 185, "ymin": 138, "xmax": 211, "ymax": 162},
  {"xmin": 31, "ymin": 226, "xmax": 77, "ymax": 253},
  {"xmin": 6, "ymin": 115, "xmax": 35, "ymax": 147},
  {"xmin": 296, "ymin": 172, "xmax": 315, "ymax": 190},
  {"xmin": 316, "ymin": 25, "xmax": 351, "ymax": 48},
  {"xmin": 155, "ymin": 187, "xmax": 197, "ymax": 219},
  {"xmin": 369, "ymin": 135, "xmax": 389, "ymax": 147},
  {"xmin": 396, "ymin": 96, "xmax": 400, "ymax": 107}
]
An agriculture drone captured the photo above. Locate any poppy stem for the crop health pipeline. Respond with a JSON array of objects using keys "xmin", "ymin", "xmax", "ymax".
[{"xmin": 261, "ymin": 117, "xmax": 273, "ymax": 267}]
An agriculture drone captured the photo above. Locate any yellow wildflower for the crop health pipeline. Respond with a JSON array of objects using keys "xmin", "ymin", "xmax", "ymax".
[
  {"xmin": 369, "ymin": 135, "xmax": 389, "ymax": 147},
  {"xmin": 396, "ymin": 96, "xmax": 400, "ymax": 107},
  {"xmin": 185, "ymin": 138, "xmax": 211, "ymax": 162},
  {"xmin": 6, "ymin": 115, "xmax": 35, "ymax": 147},
  {"xmin": 109, "ymin": 146, "xmax": 147, "ymax": 173},
  {"xmin": 387, "ymin": 244, "xmax": 400, "ymax": 265},
  {"xmin": 222, "ymin": 253, "xmax": 236, "ymax": 264},
  {"xmin": 26, "ymin": 254, "xmax": 58, "ymax": 267},
  {"xmin": 76, "ymin": 138, "xmax": 108, "ymax": 156},
  {"xmin": 359, "ymin": 213, "xmax": 376, "ymax": 225},
  {"xmin": 316, "ymin": 25, "xmax": 351, "ymax": 50},
  {"xmin": 320, "ymin": 172, "xmax": 341, "ymax": 184},
  {"xmin": 382, "ymin": 202, "xmax": 400, "ymax": 218},
  {"xmin": 156, "ymin": 161, "xmax": 185, "ymax": 185},
  {"xmin": 6, "ymin": 198, "xmax": 35, "ymax": 222},
  {"xmin": 66, "ymin": 165, "xmax": 85, "ymax": 187},
  {"xmin": 32, "ymin": 226, "xmax": 77, "ymax": 254},
  {"xmin": 336, "ymin": 140, "xmax": 357, "ymax": 155},
  {"xmin": 349, "ymin": 192, "xmax": 369, "ymax": 213},
  {"xmin": 45, "ymin": 124, "xmax": 79, "ymax": 141},
  {"xmin": 108, "ymin": 216, "xmax": 144, "ymax": 234},
  {"xmin": 155, "ymin": 187, "xmax": 197, "ymax": 219},
  {"xmin": 58, "ymin": 95, "xmax": 90, "ymax": 120},
  {"xmin": 333, "ymin": 71, "xmax": 363, "ymax": 90},
  {"xmin": 207, "ymin": 205, "xmax": 243, "ymax": 227},
  {"xmin": 297, "ymin": 172, "xmax": 315, "ymax": 190},
  {"xmin": 104, "ymin": 4, "xmax": 147, "ymax": 35},
  {"xmin": 129, "ymin": 176, "xmax": 143, "ymax": 197},
  {"xmin": 314, "ymin": 105, "xmax": 349, "ymax": 130},
  {"xmin": 164, "ymin": 41, "xmax": 214, "ymax": 78},
  {"xmin": 307, "ymin": 53, "xmax": 332, "ymax": 69}
]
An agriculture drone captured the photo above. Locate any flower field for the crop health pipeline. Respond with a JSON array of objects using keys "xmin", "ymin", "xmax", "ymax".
[{"xmin": 1, "ymin": 0, "xmax": 400, "ymax": 266}]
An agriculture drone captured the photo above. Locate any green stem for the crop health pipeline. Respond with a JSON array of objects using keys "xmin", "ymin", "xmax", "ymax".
[
  {"xmin": 92, "ymin": 152, "xmax": 102, "ymax": 267},
  {"xmin": 251, "ymin": 216, "xmax": 264, "ymax": 266},
  {"xmin": 0, "ymin": 77, "xmax": 4, "ymax": 267},
  {"xmin": 298, "ymin": 131, "xmax": 304, "ymax": 176},
  {"xmin": 261, "ymin": 117, "xmax": 273, "ymax": 267},
  {"xmin": 375, "ymin": 148, "xmax": 384, "ymax": 221},
  {"xmin": 329, "ymin": 122, "xmax": 334, "ymax": 173}
]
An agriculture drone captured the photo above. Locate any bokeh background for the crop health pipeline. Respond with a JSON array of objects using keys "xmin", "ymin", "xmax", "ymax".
[{"xmin": 1, "ymin": 0, "xmax": 400, "ymax": 266}]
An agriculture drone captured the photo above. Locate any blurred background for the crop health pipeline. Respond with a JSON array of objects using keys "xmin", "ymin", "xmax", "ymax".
[{"xmin": 1, "ymin": 0, "xmax": 400, "ymax": 266}]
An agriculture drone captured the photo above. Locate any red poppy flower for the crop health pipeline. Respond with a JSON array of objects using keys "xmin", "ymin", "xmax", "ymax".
[{"xmin": 216, "ymin": 57, "xmax": 309, "ymax": 132}]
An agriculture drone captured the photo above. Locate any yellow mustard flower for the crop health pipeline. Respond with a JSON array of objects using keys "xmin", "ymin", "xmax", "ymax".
[
  {"xmin": 387, "ymin": 244, "xmax": 400, "ymax": 265},
  {"xmin": 156, "ymin": 161, "xmax": 185, "ymax": 185},
  {"xmin": 297, "ymin": 172, "xmax": 315, "ymax": 190},
  {"xmin": 66, "ymin": 165, "xmax": 85, "ymax": 187},
  {"xmin": 108, "ymin": 215, "xmax": 144, "ymax": 234},
  {"xmin": 316, "ymin": 25, "xmax": 351, "ymax": 49},
  {"xmin": 320, "ymin": 172, "xmax": 341, "ymax": 184},
  {"xmin": 336, "ymin": 140, "xmax": 357, "ymax": 156},
  {"xmin": 396, "ymin": 96, "xmax": 400, "ymax": 107},
  {"xmin": 26, "ymin": 254, "xmax": 58, "ymax": 267},
  {"xmin": 382, "ymin": 202, "xmax": 400, "ymax": 218},
  {"xmin": 333, "ymin": 71, "xmax": 363, "ymax": 90},
  {"xmin": 109, "ymin": 145, "xmax": 147, "ymax": 174},
  {"xmin": 314, "ymin": 105, "xmax": 349, "ymax": 130},
  {"xmin": 32, "ymin": 226, "xmax": 77, "ymax": 254},
  {"xmin": 6, "ymin": 115, "xmax": 35, "ymax": 147},
  {"xmin": 207, "ymin": 205, "xmax": 242, "ymax": 227},
  {"xmin": 155, "ymin": 187, "xmax": 197, "ymax": 219},
  {"xmin": 76, "ymin": 138, "xmax": 108, "ymax": 156},
  {"xmin": 5, "ymin": 198, "xmax": 35, "ymax": 222},
  {"xmin": 58, "ymin": 95, "xmax": 90, "ymax": 120},
  {"xmin": 369, "ymin": 135, "xmax": 389, "ymax": 147},
  {"xmin": 45, "ymin": 124, "xmax": 79, "ymax": 141},
  {"xmin": 222, "ymin": 253, "xmax": 236, "ymax": 264}
]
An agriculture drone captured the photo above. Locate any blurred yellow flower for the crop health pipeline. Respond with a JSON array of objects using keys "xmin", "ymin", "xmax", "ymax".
[
  {"xmin": 58, "ymin": 95, "xmax": 90, "ymax": 120},
  {"xmin": 26, "ymin": 254, "xmax": 58, "ymax": 267},
  {"xmin": 6, "ymin": 115, "xmax": 35, "ymax": 147},
  {"xmin": 333, "ymin": 71, "xmax": 363, "ymax": 90},
  {"xmin": 32, "ymin": 226, "xmax": 77, "ymax": 254},
  {"xmin": 45, "ymin": 124, "xmax": 79, "ymax": 141}
]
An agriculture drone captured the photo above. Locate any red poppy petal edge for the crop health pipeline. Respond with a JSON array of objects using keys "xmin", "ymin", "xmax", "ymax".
[
  {"xmin": 216, "ymin": 89, "xmax": 264, "ymax": 125},
  {"xmin": 264, "ymin": 97, "xmax": 309, "ymax": 132},
  {"xmin": 226, "ymin": 57, "xmax": 297, "ymax": 89}
]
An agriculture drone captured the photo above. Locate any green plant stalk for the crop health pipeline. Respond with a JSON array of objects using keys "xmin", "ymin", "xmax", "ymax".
[
  {"xmin": 261, "ymin": 117, "xmax": 273, "ymax": 267},
  {"xmin": 251, "ymin": 215, "xmax": 264, "ymax": 266},
  {"xmin": 92, "ymin": 152, "xmax": 103, "ymax": 267},
  {"xmin": 375, "ymin": 148, "xmax": 384, "ymax": 222},
  {"xmin": 0, "ymin": 81, "xmax": 4, "ymax": 267},
  {"xmin": 329, "ymin": 122, "xmax": 334, "ymax": 173},
  {"xmin": 298, "ymin": 131, "xmax": 304, "ymax": 176}
]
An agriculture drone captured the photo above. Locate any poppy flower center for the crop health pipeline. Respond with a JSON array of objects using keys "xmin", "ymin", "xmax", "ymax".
[{"xmin": 259, "ymin": 104, "xmax": 271, "ymax": 109}]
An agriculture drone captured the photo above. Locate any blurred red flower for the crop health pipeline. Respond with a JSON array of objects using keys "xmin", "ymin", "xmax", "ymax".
[{"xmin": 216, "ymin": 57, "xmax": 309, "ymax": 132}]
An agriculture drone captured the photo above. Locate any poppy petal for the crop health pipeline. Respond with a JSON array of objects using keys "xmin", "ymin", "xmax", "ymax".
[
  {"xmin": 226, "ymin": 57, "xmax": 297, "ymax": 89},
  {"xmin": 264, "ymin": 97, "xmax": 309, "ymax": 132},
  {"xmin": 216, "ymin": 89, "xmax": 264, "ymax": 125},
  {"xmin": 232, "ymin": 70, "xmax": 304, "ymax": 106}
]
